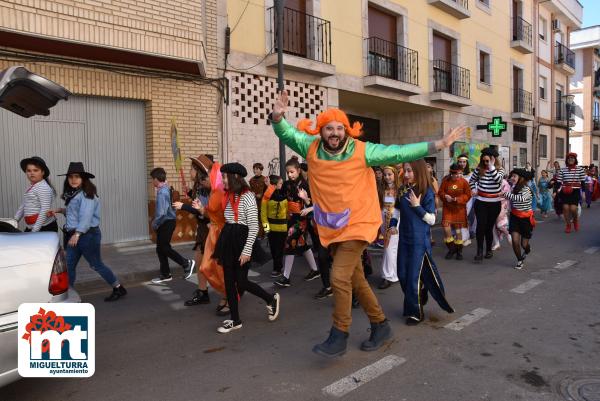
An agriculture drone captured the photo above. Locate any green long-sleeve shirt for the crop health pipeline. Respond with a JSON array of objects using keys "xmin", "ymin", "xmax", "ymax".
[{"xmin": 271, "ymin": 118, "xmax": 436, "ymax": 166}]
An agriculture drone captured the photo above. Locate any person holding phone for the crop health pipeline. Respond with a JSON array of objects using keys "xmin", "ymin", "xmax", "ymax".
[{"xmin": 469, "ymin": 148, "xmax": 506, "ymax": 262}]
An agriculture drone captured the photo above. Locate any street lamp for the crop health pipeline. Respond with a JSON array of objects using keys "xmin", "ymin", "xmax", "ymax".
[{"xmin": 563, "ymin": 94, "xmax": 575, "ymax": 153}]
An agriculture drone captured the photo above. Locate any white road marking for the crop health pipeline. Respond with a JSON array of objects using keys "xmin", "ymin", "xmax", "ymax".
[
  {"xmin": 444, "ymin": 308, "xmax": 491, "ymax": 331},
  {"xmin": 584, "ymin": 247, "xmax": 599, "ymax": 255},
  {"xmin": 554, "ymin": 260, "xmax": 578, "ymax": 270},
  {"xmin": 322, "ymin": 355, "xmax": 406, "ymax": 398},
  {"xmin": 510, "ymin": 279, "xmax": 543, "ymax": 294}
]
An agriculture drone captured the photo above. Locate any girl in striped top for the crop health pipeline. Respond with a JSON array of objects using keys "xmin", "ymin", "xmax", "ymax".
[
  {"xmin": 503, "ymin": 169, "xmax": 535, "ymax": 270},
  {"xmin": 212, "ymin": 162, "xmax": 280, "ymax": 334},
  {"xmin": 468, "ymin": 147, "xmax": 506, "ymax": 262},
  {"xmin": 14, "ymin": 156, "xmax": 58, "ymax": 233},
  {"xmin": 558, "ymin": 152, "xmax": 586, "ymax": 233}
]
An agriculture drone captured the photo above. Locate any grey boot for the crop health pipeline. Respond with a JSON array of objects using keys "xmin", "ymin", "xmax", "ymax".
[
  {"xmin": 360, "ymin": 319, "xmax": 393, "ymax": 351},
  {"xmin": 312, "ymin": 326, "xmax": 349, "ymax": 358}
]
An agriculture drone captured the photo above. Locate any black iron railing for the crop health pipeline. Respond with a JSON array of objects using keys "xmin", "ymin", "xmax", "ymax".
[
  {"xmin": 555, "ymin": 41, "xmax": 575, "ymax": 69},
  {"xmin": 513, "ymin": 88, "xmax": 533, "ymax": 115},
  {"xmin": 555, "ymin": 101, "xmax": 565, "ymax": 121},
  {"xmin": 365, "ymin": 37, "xmax": 419, "ymax": 86},
  {"xmin": 268, "ymin": 7, "xmax": 332, "ymax": 64},
  {"xmin": 432, "ymin": 59, "xmax": 470, "ymax": 99},
  {"xmin": 452, "ymin": 0, "xmax": 469, "ymax": 9},
  {"xmin": 593, "ymin": 114, "xmax": 600, "ymax": 131},
  {"xmin": 595, "ymin": 69, "xmax": 600, "ymax": 87},
  {"xmin": 512, "ymin": 16, "xmax": 532, "ymax": 46}
]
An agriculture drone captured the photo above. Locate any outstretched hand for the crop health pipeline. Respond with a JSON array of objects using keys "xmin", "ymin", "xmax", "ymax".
[
  {"xmin": 435, "ymin": 125, "xmax": 467, "ymax": 150},
  {"xmin": 272, "ymin": 90, "xmax": 289, "ymax": 122}
]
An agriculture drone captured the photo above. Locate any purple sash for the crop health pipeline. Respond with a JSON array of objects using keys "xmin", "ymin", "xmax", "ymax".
[{"xmin": 313, "ymin": 203, "xmax": 350, "ymax": 230}]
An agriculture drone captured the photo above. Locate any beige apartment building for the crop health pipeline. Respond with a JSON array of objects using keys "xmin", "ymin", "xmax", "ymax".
[
  {"xmin": 569, "ymin": 25, "xmax": 600, "ymax": 166},
  {"xmin": 0, "ymin": 0, "xmax": 221, "ymax": 243},
  {"xmin": 220, "ymin": 0, "xmax": 546, "ymax": 178},
  {"xmin": 534, "ymin": 0, "xmax": 583, "ymax": 172}
]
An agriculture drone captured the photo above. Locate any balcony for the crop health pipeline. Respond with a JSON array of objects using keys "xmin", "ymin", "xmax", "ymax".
[
  {"xmin": 594, "ymin": 69, "xmax": 600, "ymax": 90},
  {"xmin": 430, "ymin": 60, "xmax": 472, "ymax": 106},
  {"xmin": 554, "ymin": 42, "xmax": 576, "ymax": 75},
  {"xmin": 363, "ymin": 37, "xmax": 421, "ymax": 95},
  {"xmin": 593, "ymin": 114, "xmax": 600, "ymax": 131},
  {"xmin": 555, "ymin": 100, "xmax": 575, "ymax": 127},
  {"xmin": 265, "ymin": 7, "xmax": 335, "ymax": 76},
  {"xmin": 511, "ymin": 16, "xmax": 533, "ymax": 54},
  {"xmin": 512, "ymin": 88, "xmax": 534, "ymax": 121},
  {"xmin": 427, "ymin": 0, "xmax": 470, "ymax": 19}
]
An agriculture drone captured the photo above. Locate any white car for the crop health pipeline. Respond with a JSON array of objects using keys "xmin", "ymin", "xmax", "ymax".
[{"xmin": 0, "ymin": 67, "xmax": 79, "ymax": 388}]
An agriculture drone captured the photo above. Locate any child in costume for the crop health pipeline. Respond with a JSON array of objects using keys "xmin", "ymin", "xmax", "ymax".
[
  {"xmin": 503, "ymin": 169, "xmax": 535, "ymax": 270},
  {"xmin": 262, "ymin": 175, "xmax": 288, "ymax": 278},
  {"xmin": 438, "ymin": 163, "xmax": 471, "ymax": 260},
  {"xmin": 378, "ymin": 166, "xmax": 400, "ymax": 289},
  {"xmin": 397, "ymin": 160, "xmax": 454, "ymax": 325},
  {"xmin": 538, "ymin": 170, "xmax": 552, "ymax": 218}
]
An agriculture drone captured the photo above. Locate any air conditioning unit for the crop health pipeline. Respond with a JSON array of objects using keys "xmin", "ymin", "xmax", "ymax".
[{"xmin": 552, "ymin": 19, "xmax": 561, "ymax": 32}]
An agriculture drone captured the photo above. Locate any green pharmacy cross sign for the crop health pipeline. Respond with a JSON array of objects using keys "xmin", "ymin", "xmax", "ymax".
[{"xmin": 486, "ymin": 116, "xmax": 507, "ymax": 137}]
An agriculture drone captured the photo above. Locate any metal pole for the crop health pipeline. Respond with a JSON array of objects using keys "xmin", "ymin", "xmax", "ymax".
[{"xmin": 276, "ymin": 0, "xmax": 286, "ymax": 178}]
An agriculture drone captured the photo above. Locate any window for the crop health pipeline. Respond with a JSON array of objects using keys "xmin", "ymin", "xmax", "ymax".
[
  {"xmin": 519, "ymin": 148, "xmax": 528, "ymax": 167},
  {"xmin": 594, "ymin": 144, "xmax": 599, "ymax": 161},
  {"xmin": 479, "ymin": 0, "xmax": 490, "ymax": 5},
  {"xmin": 539, "ymin": 17, "xmax": 547, "ymax": 41},
  {"xmin": 539, "ymin": 134, "xmax": 548, "ymax": 158},
  {"xmin": 539, "ymin": 76, "xmax": 547, "ymax": 100},
  {"xmin": 513, "ymin": 125, "xmax": 527, "ymax": 142},
  {"xmin": 556, "ymin": 137, "xmax": 565, "ymax": 158},
  {"xmin": 479, "ymin": 50, "xmax": 491, "ymax": 85}
]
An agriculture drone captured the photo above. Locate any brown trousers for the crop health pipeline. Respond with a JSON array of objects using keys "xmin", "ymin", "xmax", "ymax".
[{"xmin": 330, "ymin": 240, "xmax": 386, "ymax": 332}]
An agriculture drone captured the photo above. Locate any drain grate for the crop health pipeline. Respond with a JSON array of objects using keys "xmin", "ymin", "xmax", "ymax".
[{"xmin": 555, "ymin": 373, "xmax": 600, "ymax": 401}]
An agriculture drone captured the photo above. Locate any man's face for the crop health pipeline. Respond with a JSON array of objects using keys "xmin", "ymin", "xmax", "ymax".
[{"xmin": 320, "ymin": 121, "xmax": 346, "ymax": 152}]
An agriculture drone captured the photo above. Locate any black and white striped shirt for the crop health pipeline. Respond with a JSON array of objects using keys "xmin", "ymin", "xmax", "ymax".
[
  {"xmin": 557, "ymin": 166, "xmax": 586, "ymax": 188},
  {"xmin": 224, "ymin": 191, "xmax": 259, "ymax": 256},
  {"xmin": 14, "ymin": 180, "xmax": 56, "ymax": 232},
  {"xmin": 504, "ymin": 185, "xmax": 532, "ymax": 212},
  {"xmin": 469, "ymin": 167, "xmax": 505, "ymax": 202}
]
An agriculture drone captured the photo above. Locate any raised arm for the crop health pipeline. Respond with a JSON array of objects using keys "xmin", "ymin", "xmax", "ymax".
[{"xmin": 270, "ymin": 90, "xmax": 317, "ymax": 158}]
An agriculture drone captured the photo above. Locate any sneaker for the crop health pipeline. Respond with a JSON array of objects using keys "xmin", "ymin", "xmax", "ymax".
[
  {"xmin": 303, "ymin": 270, "xmax": 321, "ymax": 282},
  {"xmin": 270, "ymin": 270, "xmax": 282, "ymax": 278},
  {"xmin": 514, "ymin": 259, "xmax": 524, "ymax": 270},
  {"xmin": 524, "ymin": 245, "xmax": 531, "ymax": 255},
  {"xmin": 275, "ymin": 276, "xmax": 291, "ymax": 287},
  {"xmin": 217, "ymin": 319, "xmax": 242, "ymax": 333},
  {"xmin": 314, "ymin": 287, "xmax": 333, "ymax": 299},
  {"xmin": 151, "ymin": 275, "xmax": 173, "ymax": 284},
  {"xmin": 266, "ymin": 293, "xmax": 280, "ymax": 321},
  {"xmin": 183, "ymin": 259, "xmax": 196, "ymax": 279},
  {"xmin": 104, "ymin": 285, "xmax": 127, "ymax": 302},
  {"xmin": 184, "ymin": 289, "xmax": 210, "ymax": 306},
  {"xmin": 484, "ymin": 251, "xmax": 493, "ymax": 259},
  {"xmin": 474, "ymin": 254, "xmax": 483, "ymax": 263}
]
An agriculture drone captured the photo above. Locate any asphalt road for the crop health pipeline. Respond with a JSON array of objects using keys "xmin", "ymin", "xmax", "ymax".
[{"xmin": 2, "ymin": 207, "xmax": 600, "ymax": 401}]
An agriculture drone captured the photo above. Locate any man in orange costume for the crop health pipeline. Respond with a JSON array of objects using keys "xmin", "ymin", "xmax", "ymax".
[{"xmin": 270, "ymin": 91, "xmax": 465, "ymax": 357}]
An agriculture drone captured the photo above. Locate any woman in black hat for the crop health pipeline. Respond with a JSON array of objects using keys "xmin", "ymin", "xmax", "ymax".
[
  {"xmin": 503, "ymin": 169, "xmax": 535, "ymax": 270},
  {"xmin": 212, "ymin": 162, "xmax": 280, "ymax": 333},
  {"xmin": 468, "ymin": 147, "xmax": 506, "ymax": 262},
  {"xmin": 15, "ymin": 156, "xmax": 58, "ymax": 232},
  {"xmin": 53, "ymin": 162, "xmax": 127, "ymax": 302}
]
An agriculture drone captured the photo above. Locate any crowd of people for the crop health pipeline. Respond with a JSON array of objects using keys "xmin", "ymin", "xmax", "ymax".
[{"xmin": 10, "ymin": 89, "xmax": 600, "ymax": 357}]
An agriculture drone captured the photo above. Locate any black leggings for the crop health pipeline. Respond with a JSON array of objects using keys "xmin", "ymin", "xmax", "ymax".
[
  {"xmin": 223, "ymin": 261, "xmax": 273, "ymax": 323},
  {"xmin": 307, "ymin": 222, "xmax": 331, "ymax": 288},
  {"xmin": 474, "ymin": 200, "xmax": 502, "ymax": 254}
]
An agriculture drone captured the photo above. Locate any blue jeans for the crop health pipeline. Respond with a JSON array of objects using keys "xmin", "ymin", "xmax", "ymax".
[{"xmin": 66, "ymin": 227, "xmax": 119, "ymax": 287}]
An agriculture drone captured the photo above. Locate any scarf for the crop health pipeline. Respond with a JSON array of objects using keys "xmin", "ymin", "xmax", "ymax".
[{"xmin": 62, "ymin": 188, "xmax": 82, "ymax": 206}]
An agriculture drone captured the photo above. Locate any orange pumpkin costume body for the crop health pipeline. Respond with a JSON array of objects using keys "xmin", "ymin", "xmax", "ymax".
[{"xmin": 438, "ymin": 176, "xmax": 471, "ymax": 228}]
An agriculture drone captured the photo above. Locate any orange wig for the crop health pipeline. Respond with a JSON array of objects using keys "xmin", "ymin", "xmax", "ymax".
[{"xmin": 296, "ymin": 108, "xmax": 363, "ymax": 138}]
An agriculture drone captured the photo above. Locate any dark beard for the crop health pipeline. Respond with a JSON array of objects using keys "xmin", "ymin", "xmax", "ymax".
[{"xmin": 322, "ymin": 136, "xmax": 347, "ymax": 153}]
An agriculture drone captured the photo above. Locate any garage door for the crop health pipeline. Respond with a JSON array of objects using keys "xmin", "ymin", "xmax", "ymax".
[{"xmin": 0, "ymin": 96, "xmax": 148, "ymax": 244}]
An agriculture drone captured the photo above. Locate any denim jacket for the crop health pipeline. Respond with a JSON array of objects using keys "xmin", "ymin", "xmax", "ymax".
[
  {"xmin": 65, "ymin": 191, "xmax": 101, "ymax": 234},
  {"xmin": 152, "ymin": 185, "xmax": 176, "ymax": 230}
]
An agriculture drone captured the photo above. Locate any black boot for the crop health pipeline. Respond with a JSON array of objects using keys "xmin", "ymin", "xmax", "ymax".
[
  {"xmin": 184, "ymin": 289, "xmax": 210, "ymax": 306},
  {"xmin": 312, "ymin": 327, "xmax": 349, "ymax": 357},
  {"xmin": 474, "ymin": 250, "xmax": 483, "ymax": 263},
  {"xmin": 105, "ymin": 285, "xmax": 127, "ymax": 302},
  {"xmin": 484, "ymin": 250, "xmax": 493, "ymax": 259},
  {"xmin": 444, "ymin": 240, "xmax": 456, "ymax": 259},
  {"xmin": 455, "ymin": 244, "xmax": 463, "ymax": 260},
  {"xmin": 360, "ymin": 320, "xmax": 392, "ymax": 351}
]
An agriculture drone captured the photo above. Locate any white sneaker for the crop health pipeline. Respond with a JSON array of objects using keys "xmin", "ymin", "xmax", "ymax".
[
  {"xmin": 266, "ymin": 293, "xmax": 280, "ymax": 322},
  {"xmin": 183, "ymin": 259, "xmax": 196, "ymax": 279},
  {"xmin": 217, "ymin": 319, "xmax": 242, "ymax": 333},
  {"xmin": 151, "ymin": 275, "xmax": 173, "ymax": 284},
  {"xmin": 463, "ymin": 239, "xmax": 471, "ymax": 247},
  {"xmin": 514, "ymin": 260, "xmax": 524, "ymax": 270}
]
